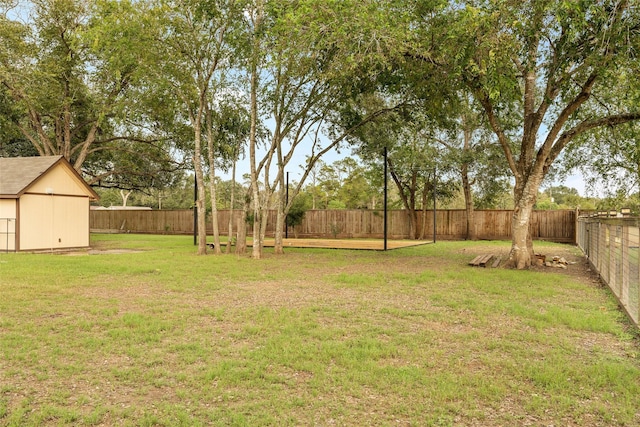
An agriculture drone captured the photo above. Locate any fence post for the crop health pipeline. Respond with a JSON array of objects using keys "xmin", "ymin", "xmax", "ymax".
[
  {"xmin": 608, "ymin": 226, "xmax": 616, "ymax": 296},
  {"xmin": 602, "ymin": 224, "xmax": 608, "ymax": 283},
  {"xmin": 615, "ymin": 226, "xmax": 623, "ymax": 298},
  {"xmin": 597, "ymin": 223, "xmax": 604, "ymax": 279},
  {"xmin": 573, "ymin": 208, "xmax": 580, "ymax": 245},
  {"xmin": 588, "ymin": 220, "xmax": 592, "ymax": 255},
  {"xmin": 635, "ymin": 225, "xmax": 640, "ymax": 325},
  {"xmin": 621, "ymin": 225, "xmax": 629, "ymax": 310}
]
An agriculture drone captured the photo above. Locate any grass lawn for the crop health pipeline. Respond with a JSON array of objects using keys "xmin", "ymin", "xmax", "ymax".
[{"xmin": 1, "ymin": 234, "xmax": 639, "ymax": 426}]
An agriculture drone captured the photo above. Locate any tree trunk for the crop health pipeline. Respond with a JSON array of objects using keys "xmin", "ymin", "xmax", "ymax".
[
  {"xmin": 236, "ymin": 215, "xmax": 247, "ymax": 254},
  {"xmin": 258, "ymin": 200, "xmax": 269, "ymax": 255},
  {"xmin": 509, "ymin": 201, "xmax": 535, "ymax": 269},
  {"xmin": 461, "ymin": 118, "xmax": 477, "ymax": 240},
  {"xmin": 251, "ymin": 197, "xmax": 262, "ymax": 259},
  {"xmin": 273, "ymin": 172, "xmax": 285, "ymax": 254},
  {"xmin": 388, "ymin": 160, "xmax": 418, "ymax": 240},
  {"xmin": 507, "ymin": 175, "xmax": 542, "ymax": 269},
  {"xmin": 249, "ymin": 6, "xmax": 263, "ymax": 260},
  {"xmin": 273, "ymin": 161, "xmax": 286, "ymax": 255},
  {"xmin": 409, "ymin": 172, "xmax": 418, "ymax": 239},
  {"xmin": 419, "ymin": 183, "xmax": 429, "ymax": 240},
  {"xmin": 236, "ymin": 190, "xmax": 249, "ymax": 255},
  {"xmin": 63, "ymin": 83, "xmax": 72, "ymax": 159},
  {"xmin": 120, "ymin": 190, "xmax": 132, "ymax": 207},
  {"xmin": 207, "ymin": 109, "xmax": 222, "ymax": 254},
  {"xmin": 208, "ymin": 179, "xmax": 222, "ymax": 254},
  {"xmin": 188, "ymin": 97, "xmax": 209, "ymax": 256},
  {"xmin": 193, "ymin": 154, "xmax": 208, "ymax": 256},
  {"xmin": 274, "ymin": 205, "xmax": 285, "ymax": 254},
  {"xmin": 461, "ymin": 165, "xmax": 477, "ymax": 241},
  {"xmin": 408, "ymin": 209, "xmax": 418, "ymax": 240},
  {"xmin": 226, "ymin": 159, "xmax": 237, "ymax": 254}
]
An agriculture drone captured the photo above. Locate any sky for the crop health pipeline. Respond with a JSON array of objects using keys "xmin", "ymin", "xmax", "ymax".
[
  {"xmin": 217, "ymin": 138, "xmax": 592, "ymax": 198},
  {"xmin": 561, "ymin": 173, "xmax": 587, "ymax": 196}
]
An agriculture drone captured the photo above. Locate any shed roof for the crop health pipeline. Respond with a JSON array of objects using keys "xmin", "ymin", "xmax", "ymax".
[{"xmin": 0, "ymin": 155, "xmax": 99, "ymax": 200}]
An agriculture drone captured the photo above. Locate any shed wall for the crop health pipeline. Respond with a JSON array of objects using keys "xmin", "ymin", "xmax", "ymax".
[
  {"xmin": 0, "ymin": 199, "xmax": 17, "ymax": 251},
  {"xmin": 28, "ymin": 163, "xmax": 89, "ymax": 196},
  {"xmin": 20, "ymin": 194, "xmax": 90, "ymax": 250},
  {"xmin": 0, "ymin": 199, "xmax": 16, "ymax": 218}
]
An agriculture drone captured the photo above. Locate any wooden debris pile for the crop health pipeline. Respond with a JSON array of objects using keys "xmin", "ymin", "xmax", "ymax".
[
  {"xmin": 543, "ymin": 255, "xmax": 571, "ymax": 269},
  {"xmin": 535, "ymin": 253, "xmax": 576, "ymax": 269},
  {"xmin": 470, "ymin": 253, "xmax": 576, "ymax": 269},
  {"xmin": 468, "ymin": 254, "xmax": 502, "ymax": 268}
]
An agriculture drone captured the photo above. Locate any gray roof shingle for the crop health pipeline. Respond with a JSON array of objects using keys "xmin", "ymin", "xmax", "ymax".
[{"xmin": 0, "ymin": 156, "xmax": 64, "ymax": 196}]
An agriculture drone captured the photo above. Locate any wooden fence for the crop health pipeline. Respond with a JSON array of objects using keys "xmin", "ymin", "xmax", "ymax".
[
  {"xmin": 577, "ymin": 217, "xmax": 639, "ymax": 328},
  {"xmin": 90, "ymin": 208, "xmax": 577, "ymax": 243}
]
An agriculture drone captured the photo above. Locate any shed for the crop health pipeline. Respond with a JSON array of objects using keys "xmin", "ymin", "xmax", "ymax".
[{"xmin": 0, "ymin": 156, "xmax": 99, "ymax": 251}]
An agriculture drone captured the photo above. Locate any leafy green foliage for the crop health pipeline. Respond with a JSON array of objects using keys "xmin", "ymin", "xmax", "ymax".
[
  {"xmin": 0, "ymin": 0, "xmax": 179, "ymax": 190},
  {"xmin": 535, "ymin": 185, "xmax": 597, "ymax": 210},
  {"xmin": 564, "ymin": 121, "xmax": 640, "ymax": 202},
  {"xmin": 285, "ymin": 196, "xmax": 307, "ymax": 228}
]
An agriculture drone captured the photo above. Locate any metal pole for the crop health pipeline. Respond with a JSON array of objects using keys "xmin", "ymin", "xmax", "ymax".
[
  {"xmin": 49, "ymin": 190, "xmax": 54, "ymax": 253},
  {"xmin": 194, "ymin": 176, "xmax": 197, "ymax": 246},
  {"xmin": 433, "ymin": 167, "xmax": 437, "ymax": 244},
  {"xmin": 285, "ymin": 171, "xmax": 289, "ymax": 239},
  {"xmin": 384, "ymin": 146, "xmax": 388, "ymax": 251}
]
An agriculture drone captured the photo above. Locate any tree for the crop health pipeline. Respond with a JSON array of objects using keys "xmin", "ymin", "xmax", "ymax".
[
  {"xmin": 0, "ymin": 85, "xmax": 36, "ymax": 156},
  {"xmin": 285, "ymin": 195, "xmax": 307, "ymax": 238},
  {"xmin": 337, "ymin": 159, "xmax": 379, "ymax": 209},
  {"xmin": 209, "ymin": 96, "xmax": 251, "ymax": 253},
  {"xmin": 430, "ymin": 96, "xmax": 513, "ymax": 239},
  {"xmin": 316, "ymin": 162, "xmax": 344, "ymax": 208},
  {"xmin": 0, "ymin": 0, "xmax": 158, "ymax": 176},
  {"xmin": 344, "ymin": 95, "xmax": 459, "ymax": 240},
  {"xmin": 301, "ymin": 157, "xmax": 327, "ymax": 210},
  {"xmin": 410, "ymin": 0, "xmax": 640, "ymax": 268},
  {"xmin": 142, "ymin": 0, "xmax": 242, "ymax": 255},
  {"xmin": 242, "ymin": 0, "xmax": 348, "ymax": 256},
  {"xmin": 320, "ymin": 157, "xmax": 379, "ymax": 209},
  {"xmin": 0, "ymin": 0, "xmax": 182, "ymax": 198},
  {"xmin": 244, "ymin": 0, "xmax": 267, "ymax": 259},
  {"xmin": 240, "ymin": 0, "xmax": 406, "ymax": 257}
]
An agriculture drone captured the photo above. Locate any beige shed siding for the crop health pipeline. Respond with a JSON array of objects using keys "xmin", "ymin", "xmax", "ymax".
[
  {"xmin": 27, "ymin": 163, "xmax": 89, "ymax": 196},
  {"xmin": 0, "ymin": 199, "xmax": 16, "ymax": 218},
  {"xmin": 0, "ymin": 199, "xmax": 17, "ymax": 251},
  {"xmin": 20, "ymin": 194, "xmax": 90, "ymax": 250}
]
